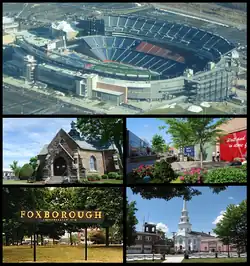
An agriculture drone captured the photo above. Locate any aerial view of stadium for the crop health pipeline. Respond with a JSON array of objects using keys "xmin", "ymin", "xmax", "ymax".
[{"xmin": 3, "ymin": 2, "xmax": 247, "ymax": 114}]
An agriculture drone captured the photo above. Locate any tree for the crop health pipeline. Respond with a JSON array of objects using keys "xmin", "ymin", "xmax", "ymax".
[
  {"xmin": 126, "ymin": 200, "xmax": 138, "ymax": 247},
  {"xmin": 9, "ymin": 160, "xmax": 21, "ymax": 177},
  {"xmin": 29, "ymin": 156, "xmax": 38, "ymax": 171},
  {"xmin": 19, "ymin": 164, "xmax": 34, "ymax": 180},
  {"xmin": 76, "ymin": 118, "xmax": 123, "ymax": 168},
  {"xmin": 159, "ymin": 119, "xmax": 191, "ymax": 161},
  {"xmin": 156, "ymin": 229, "xmax": 166, "ymax": 240},
  {"xmin": 213, "ymin": 200, "xmax": 247, "ymax": 257},
  {"xmin": 109, "ymin": 224, "xmax": 123, "ymax": 244},
  {"xmin": 89, "ymin": 230, "xmax": 105, "ymax": 244},
  {"xmin": 160, "ymin": 118, "xmax": 230, "ymax": 167},
  {"xmin": 130, "ymin": 186, "xmax": 227, "ymax": 201},
  {"xmin": 3, "ymin": 187, "xmax": 123, "ymax": 248},
  {"xmin": 151, "ymin": 134, "xmax": 168, "ymax": 154}
]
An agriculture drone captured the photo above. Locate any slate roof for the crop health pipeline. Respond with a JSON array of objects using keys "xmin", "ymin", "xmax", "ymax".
[
  {"xmin": 39, "ymin": 144, "xmax": 49, "ymax": 155},
  {"xmin": 38, "ymin": 131, "xmax": 116, "ymax": 155}
]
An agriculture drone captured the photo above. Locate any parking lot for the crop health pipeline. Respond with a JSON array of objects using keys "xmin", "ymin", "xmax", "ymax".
[{"xmin": 3, "ymin": 85, "xmax": 96, "ymax": 115}]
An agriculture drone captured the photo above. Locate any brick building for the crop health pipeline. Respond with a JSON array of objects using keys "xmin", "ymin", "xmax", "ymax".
[{"xmin": 127, "ymin": 223, "xmax": 173, "ymax": 254}]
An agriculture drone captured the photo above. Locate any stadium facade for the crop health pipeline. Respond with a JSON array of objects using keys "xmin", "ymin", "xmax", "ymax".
[{"xmin": 4, "ymin": 14, "xmax": 240, "ymax": 105}]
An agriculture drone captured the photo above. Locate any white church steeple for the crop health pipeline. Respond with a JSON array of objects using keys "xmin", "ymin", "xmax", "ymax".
[
  {"xmin": 178, "ymin": 199, "xmax": 192, "ymax": 234},
  {"xmin": 183, "ymin": 199, "xmax": 187, "ymax": 211}
]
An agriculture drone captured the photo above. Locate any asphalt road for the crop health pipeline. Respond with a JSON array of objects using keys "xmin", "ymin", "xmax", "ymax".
[{"xmin": 3, "ymin": 85, "xmax": 97, "ymax": 115}]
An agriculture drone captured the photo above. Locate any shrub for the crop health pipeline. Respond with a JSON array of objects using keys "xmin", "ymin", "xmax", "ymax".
[
  {"xmin": 108, "ymin": 172, "xmax": 118, "ymax": 179},
  {"xmin": 19, "ymin": 164, "xmax": 34, "ymax": 180},
  {"xmin": 115, "ymin": 175, "xmax": 123, "ymax": 180},
  {"xmin": 205, "ymin": 167, "xmax": 247, "ymax": 183},
  {"xmin": 80, "ymin": 178, "xmax": 89, "ymax": 184},
  {"xmin": 87, "ymin": 174, "xmax": 101, "ymax": 181},
  {"xmin": 187, "ymin": 156, "xmax": 195, "ymax": 161},
  {"xmin": 241, "ymin": 163, "xmax": 247, "ymax": 171},
  {"xmin": 102, "ymin": 174, "xmax": 108, "ymax": 179},
  {"xmin": 165, "ymin": 156, "xmax": 178, "ymax": 164},
  {"xmin": 89, "ymin": 231, "xmax": 105, "ymax": 244},
  {"xmin": 128, "ymin": 160, "xmax": 178, "ymax": 184},
  {"xmin": 152, "ymin": 159, "xmax": 177, "ymax": 183},
  {"xmin": 27, "ymin": 176, "xmax": 36, "ymax": 183},
  {"xmin": 178, "ymin": 168, "xmax": 208, "ymax": 184}
]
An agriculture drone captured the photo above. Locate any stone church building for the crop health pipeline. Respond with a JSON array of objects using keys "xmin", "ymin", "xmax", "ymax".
[{"xmin": 36, "ymin": 121, "xmax": 120, "ymax": 183}]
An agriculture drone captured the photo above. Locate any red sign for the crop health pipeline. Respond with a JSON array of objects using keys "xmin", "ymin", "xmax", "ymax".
[{"xmin": 220, "ymin": 130, "xmax": 247, "ymax": 161}]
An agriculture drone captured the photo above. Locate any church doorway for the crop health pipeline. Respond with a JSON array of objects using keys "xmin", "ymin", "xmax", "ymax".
[
  {"xmin": 179, "ymin": 245, "xmax": 183, "ymax": 250},
  {"xmin": 54, "ymin": 157, "xmax": 67, "ymax": 176}
]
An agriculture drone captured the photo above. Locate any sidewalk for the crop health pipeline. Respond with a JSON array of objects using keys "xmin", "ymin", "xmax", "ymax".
[{"xmin": 162, "ymin": 256, "xmax": 184, "ymax": 263}]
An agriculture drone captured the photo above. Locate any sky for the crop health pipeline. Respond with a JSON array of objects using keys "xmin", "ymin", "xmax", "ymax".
[
  {"xmin": 3, "ymin": 118, "xmax": 76, "ymax": 169},
  {"xmin": 127, "ymin": 186, "xmax": 247, "ymax": 238},
  {"xmin": 127, "ymin": 118, "xmax": 172, "ymax": 145}
]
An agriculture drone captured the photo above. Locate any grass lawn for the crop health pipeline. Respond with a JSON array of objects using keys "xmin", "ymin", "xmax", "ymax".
[
  {"xmin": 2, "ymin": 180, "xmax": 44, "ymax": 185},
  {"xmin": 81, "ymin": 179, "xmax": 123, "ymax": 184},
  {"xmin": 182, "ymin": 257, "xmax": 247, "ymax": 263},
  {"xmin": 127, "ymin": 260, "xmax": 164, "ymax": 263},
  {"xmin": 3, "ymin": 245, "xmax": 123, "ymax": 263}
]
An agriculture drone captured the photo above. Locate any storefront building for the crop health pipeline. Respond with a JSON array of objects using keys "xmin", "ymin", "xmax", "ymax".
[
  {"xmin": 127, "ymin": 130, "xmax": 150, "ymax": 157},
  {"xmin": 217, "ymin": 118, "xmax": 247, "ymax": 161}
]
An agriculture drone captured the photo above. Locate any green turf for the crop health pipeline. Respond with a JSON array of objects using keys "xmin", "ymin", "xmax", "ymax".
[
  {"xmin": 182, "ymin": 257, "xmax": 247, "ymax": 263},
  {"xmin": 93, "ymin": 64, "xmax": 152, "ymax": 76}
]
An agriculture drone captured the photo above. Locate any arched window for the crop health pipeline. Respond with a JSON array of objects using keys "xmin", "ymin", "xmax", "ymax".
[{"xmin": 90, "ymin": 156, "xmax": 97, "ymax": 171}]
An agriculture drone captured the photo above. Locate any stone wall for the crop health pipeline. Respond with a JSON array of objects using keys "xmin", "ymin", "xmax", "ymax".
[
  {"xmin": 79, "ymin": 150, "xmax": 105, "ymax": 176},
  {"xmin": 103, "ymin": 150, "xmax": 118, "ymax": 173}
]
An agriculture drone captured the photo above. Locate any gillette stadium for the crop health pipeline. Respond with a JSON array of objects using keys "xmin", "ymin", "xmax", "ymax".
[{"xmin": 4, "ymin": 10, "xmax": 241, "ymax": 106}]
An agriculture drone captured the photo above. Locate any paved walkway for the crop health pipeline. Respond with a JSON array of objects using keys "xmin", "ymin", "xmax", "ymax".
[{"xmin": 162, "ymin": 256, "xmax": 184, "ymax": 263}]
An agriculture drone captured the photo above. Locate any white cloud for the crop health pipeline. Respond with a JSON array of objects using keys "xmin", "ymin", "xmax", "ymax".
[
  {"xmin": 156, "ymin": 222, "xmax": 169, "ymax": 233},
  {"xmin": 212, "ymin": 210, "xmax": 226, "ymax": 225},
  {"xmin": 3, "ymin": 118, "xmax": 75, "ymax": 168},
  {"xmin": 228, "ymin": 197, "xmax": 234, "ymax": 200},
  {"xmin": 210, "ymin": 232, "xmax": 217, "ymax": 237}
]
